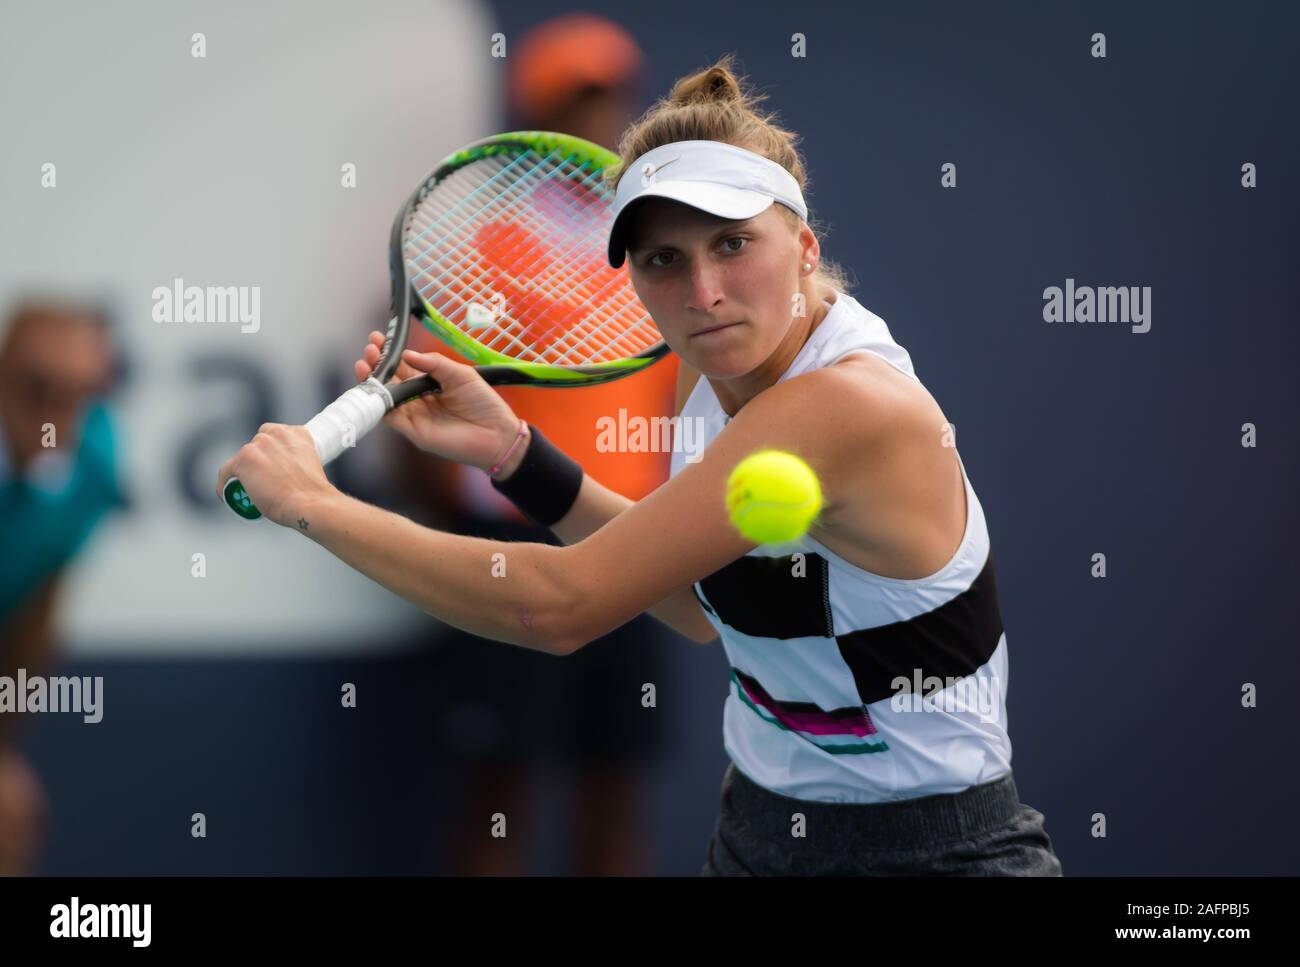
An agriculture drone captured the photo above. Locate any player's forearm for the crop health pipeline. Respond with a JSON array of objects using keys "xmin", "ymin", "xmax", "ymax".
[
  {"xmin": 548, "ymin": 474, "xmax": 634, "ymax": 545},
  {"xmin": 298, "ymin": 490, "xmax": 576, "ymax": 654},
  {"xmin": 485, "ymin": 421, "xmax": 631, "ymax": 546},
  {"xmin": 490, "ymin": 437, "xmax": 717, "ymax": 644},
  {"xmin": 541, "ymin": 475, "xmax": 718, "ymax": 645}
]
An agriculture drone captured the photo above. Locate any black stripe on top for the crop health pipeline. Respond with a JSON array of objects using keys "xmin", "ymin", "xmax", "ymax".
[
  {"xmin": 694, "ymin": 553, "xmax": 833, "ymax": 639},
  {"xmin": 836, "ymin": 554, "xmax": 1005, "ymax": 704},
  {"xmin": 694, "ymin": 550, "xmax": 1005, "ymax": 707}
]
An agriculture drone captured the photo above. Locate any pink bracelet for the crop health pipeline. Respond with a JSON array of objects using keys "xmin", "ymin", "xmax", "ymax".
[{"xmin": 487, "ymin": 419, "xmax": 528, "ymax": 476}]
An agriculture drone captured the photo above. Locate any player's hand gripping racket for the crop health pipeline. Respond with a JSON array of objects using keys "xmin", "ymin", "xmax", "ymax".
[{"xmin": 223, "ymin": 131, "xmax": 666, "ymax": 519}]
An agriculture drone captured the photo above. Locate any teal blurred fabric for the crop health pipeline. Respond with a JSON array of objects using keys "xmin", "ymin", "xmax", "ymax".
[{"xmin": 0, "ymin": 401, "xmax": 126, "ymax": 625}]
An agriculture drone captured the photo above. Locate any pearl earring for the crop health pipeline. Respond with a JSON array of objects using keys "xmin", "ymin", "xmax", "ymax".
[{"xmin": 803, "ymin": 262, "xmax": 812, "ymax": 272}]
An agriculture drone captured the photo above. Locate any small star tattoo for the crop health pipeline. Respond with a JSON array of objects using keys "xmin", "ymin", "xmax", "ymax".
[{"xmin": 297, "ymin": 517, "xmax": 309, "ymax": 530}]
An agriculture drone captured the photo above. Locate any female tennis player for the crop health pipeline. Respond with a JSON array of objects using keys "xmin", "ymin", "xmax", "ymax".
[{"xmin": 217, "ymin": 57, "xmax": 1062, "ymax": 876}]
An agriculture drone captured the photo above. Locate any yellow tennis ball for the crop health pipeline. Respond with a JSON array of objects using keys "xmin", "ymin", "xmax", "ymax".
[{"xmin": 726, "ymin": 450, "xmax": 823, "ymax": 544}]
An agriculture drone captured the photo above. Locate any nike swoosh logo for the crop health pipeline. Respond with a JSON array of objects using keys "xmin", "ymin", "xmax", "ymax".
[{"xmin": 641, "ymin": 155, "xmax": 681, "ymax": 183}]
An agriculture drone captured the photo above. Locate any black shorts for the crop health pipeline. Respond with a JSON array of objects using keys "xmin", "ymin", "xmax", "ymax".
[
  {"xmin": 430, "ymin": 514, "xmax": 670, "ymax": 768},
  {"xmin": 702, "ymin": 763, "xmax": 1064, "ymax": 876}
]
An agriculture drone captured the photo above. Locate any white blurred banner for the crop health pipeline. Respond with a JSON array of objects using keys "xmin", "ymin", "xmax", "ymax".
[{"xmin": 0, "ymin": 0, "xmax": 498, "ymax": 654}]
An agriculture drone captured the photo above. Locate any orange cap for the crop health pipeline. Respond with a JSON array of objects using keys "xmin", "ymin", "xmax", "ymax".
[{"xmin": 508, "ymin": 14, "xmax": 643, "ymax": 123}]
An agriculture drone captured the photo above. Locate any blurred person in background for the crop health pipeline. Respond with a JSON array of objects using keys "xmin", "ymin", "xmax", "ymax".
[
  {"xmin": 394, "ymin": 14, "xmax": 682, "ymax": 875},
  {"xmin": 0, "ymin": 300, "xmax": 126, "ymax": 874}
]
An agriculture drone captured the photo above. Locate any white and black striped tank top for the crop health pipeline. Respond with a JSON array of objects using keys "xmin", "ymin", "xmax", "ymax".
[{"xmin": 669, "ymin": 292, "xmax": 1013, "ymax": 803}]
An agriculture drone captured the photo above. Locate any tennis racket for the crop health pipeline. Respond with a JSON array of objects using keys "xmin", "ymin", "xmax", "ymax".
[{"xmin": 223, "ymin": 130, "xmax": 666, "ymax": 520}]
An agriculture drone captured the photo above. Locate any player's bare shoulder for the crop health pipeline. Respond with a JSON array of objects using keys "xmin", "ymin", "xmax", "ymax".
[
  {"xmin": 829, "ymin": 350, "xmax": 946, "ymax": 436},
  {"xmin": 800, "ymin": 351, "xmax": 965, "ymax": 577}
]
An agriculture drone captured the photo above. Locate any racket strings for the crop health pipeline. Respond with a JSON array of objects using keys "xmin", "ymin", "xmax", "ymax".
[
  {"xmin": 408, "ymin": 152, "xmax": 650, "ymax": 363},
  {"xmin": 416, "ymin": 158, "xmax": 634, "ymax": 360},
  {"xmin": 403, "ymin": 148, "xmax": 658, "ymax": 366},
  {"xmin": 409, "ymin": 152, "xmax": 627, "ymax": 328},
  {"xmin": 481, "ymin": 160, "xmax": 655, "ymax": 363}
]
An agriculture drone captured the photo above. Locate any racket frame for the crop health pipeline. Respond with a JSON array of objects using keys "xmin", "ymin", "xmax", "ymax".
[{"xmin": 223, "ymin": 131, "xmax": 666, "ymax": 520}]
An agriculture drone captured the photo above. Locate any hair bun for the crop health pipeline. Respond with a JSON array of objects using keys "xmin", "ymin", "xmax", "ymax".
[{"xmin": 669, "ymin": 59, "xmax": 744, "ymax": 107}]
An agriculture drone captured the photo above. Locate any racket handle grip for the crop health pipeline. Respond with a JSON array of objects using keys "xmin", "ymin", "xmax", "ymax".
[
  {"xmin": 304, "ymin": 379, "xmax": 392, "ymax": 464},
  {"xmin": 223, "ymin": 378, "xmax": 394, "ymax": 520}
]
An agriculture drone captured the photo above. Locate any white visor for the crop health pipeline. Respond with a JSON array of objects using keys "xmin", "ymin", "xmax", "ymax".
[{"xmin": 607, "ymin": 140, "xmax": 808, "ymax": 268}]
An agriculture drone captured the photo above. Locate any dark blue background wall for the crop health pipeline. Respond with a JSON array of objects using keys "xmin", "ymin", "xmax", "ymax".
[{"xmin": 27, "ymin": 0, "xmax": 1300, "ymax": 874}]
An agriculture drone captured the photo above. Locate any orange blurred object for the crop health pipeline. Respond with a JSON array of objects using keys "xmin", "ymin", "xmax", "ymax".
[
  {"xmin": 508, "ymin": 14, "xmax": 643, "ymax": 123},
  {"xmin": 407, "ymin": 323, "xmax": 679, "ymax": 506}
]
